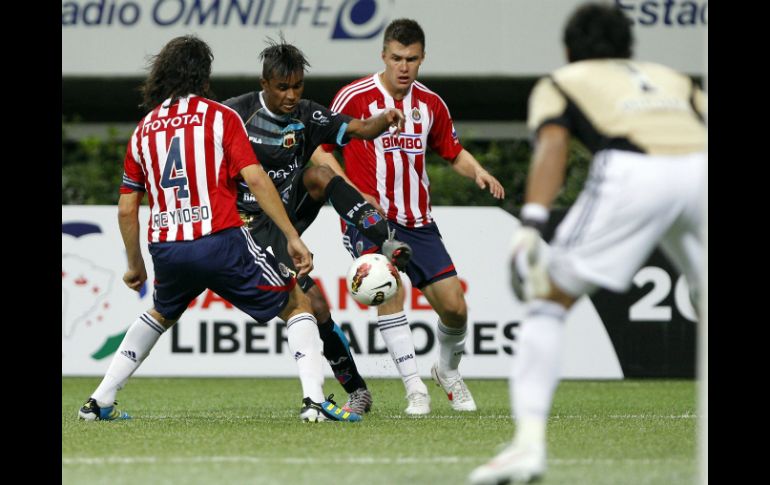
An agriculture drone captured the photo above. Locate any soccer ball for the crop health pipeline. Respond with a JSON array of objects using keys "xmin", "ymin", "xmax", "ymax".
[{"xmin": 346, "ymin": 253, "xmax": 399, "ymax": 306}]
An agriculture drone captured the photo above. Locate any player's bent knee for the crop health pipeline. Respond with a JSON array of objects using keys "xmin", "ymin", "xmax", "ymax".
[
  {"xmin": 439, "ymin": 298, "xmax": 467, "ymax": 327},
  {"xmin": 307, "ymin": 287, "xmax": 331, "ymax": 322},
  {"xmin": 279, "ymin": 286, "xmax": 314, "ymax": 321},
  {"xmin": 148, "ymin": 308, "xmax": 177, "ymax": 329},
  {"xmin": 303, "ymin": 165, "xmax": 336, "ymax": 199}
]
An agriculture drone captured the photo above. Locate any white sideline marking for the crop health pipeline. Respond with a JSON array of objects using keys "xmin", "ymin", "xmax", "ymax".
[
  {"xmin": 62, "ymin": 456, "xmax": 693, "ymax": 466},
  {"xmin": 139, "ymin": 413, "xmax": 696, "ymax": 421}
]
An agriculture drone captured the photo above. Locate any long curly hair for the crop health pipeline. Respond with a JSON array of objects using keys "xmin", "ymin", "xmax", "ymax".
[{"xmin": 140, "ymin": 35, "xmax": 214, "ymax": 110}]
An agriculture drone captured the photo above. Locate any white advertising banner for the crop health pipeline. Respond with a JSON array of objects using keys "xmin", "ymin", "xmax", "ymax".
[
  {"xmin": 62, "ymin": 0, "xmax": 707, "ymax": 77},
  {"xmin": 62, "ymin": 205, "xmax": 624, "ymax": 379}
]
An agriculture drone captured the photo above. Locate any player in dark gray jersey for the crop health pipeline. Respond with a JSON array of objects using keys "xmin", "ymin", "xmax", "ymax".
[
  {"xmin": 470, "ymin": 3, "xmax": 706, "ymax": 483},
  {"xmin": 224, "ymin": 39, "xmax": 410, "ymax": 415}
]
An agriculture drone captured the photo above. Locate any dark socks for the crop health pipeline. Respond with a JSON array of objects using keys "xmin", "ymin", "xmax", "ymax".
[
  {"xmin": 325, "ymin": 176, "xmax": 389, "ymax": 246},
  {"xmin": 317, "ymin": 318, "xmax": 367, "ymax": 393}
]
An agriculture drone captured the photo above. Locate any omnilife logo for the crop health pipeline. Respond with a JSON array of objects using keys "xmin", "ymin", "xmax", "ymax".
[{"xmin": 61, "ymin": 0, "xmax": 393, "ymax": 39}]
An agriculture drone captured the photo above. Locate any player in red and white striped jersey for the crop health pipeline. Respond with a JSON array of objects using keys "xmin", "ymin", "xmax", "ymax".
[
  {"xmin": 315, "ymin": 19, "xmax": 505, "ymax": 415},
  {"xmin": 79, "ymin": 36, "xmax": 361, "ymax": 424}
]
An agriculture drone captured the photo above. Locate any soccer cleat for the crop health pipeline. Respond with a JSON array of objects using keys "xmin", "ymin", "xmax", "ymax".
[
  {"xmin": 468, "ymin": 442, "xmax": 546, "ymax": 484},
  {"xmin": 382, "ymin": 227, "xmax": 412, "ymax": 272},
  {"xmin": 342, "ymin": 388, "xmax": 373, "ymax": 415},
  {"xmin": 300, "ymin": 394, "xmax": 362, "ymax": 422},
  {"xmin": 78, "ymin": 397, "xmax": 131, "ymax": 421},
  {"xmin": 430, "ymin": 363, "xmax": 477, "ymax": 411},
  {"xmin": 404, "ymin": 391, "xmax": 431, "ymax": 415}
]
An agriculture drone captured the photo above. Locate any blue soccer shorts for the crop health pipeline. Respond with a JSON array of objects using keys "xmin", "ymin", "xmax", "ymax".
[
  {"xmin": 149, "ymin": 227, "xmax": 295, "ymax": 321},
  {"xmin": 341, "ymin": 219, "xmax": 457, "ymax": 289}
]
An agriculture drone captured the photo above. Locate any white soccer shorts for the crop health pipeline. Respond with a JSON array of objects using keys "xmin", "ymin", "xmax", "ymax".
[{"xmin": 548, "ymin": 149, "xmax": 706, "ymax": 297}]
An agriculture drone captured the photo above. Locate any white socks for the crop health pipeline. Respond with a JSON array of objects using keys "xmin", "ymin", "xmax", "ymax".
[
  {"xmin": 437, "ymin": 319, "xmax": 467, "ymax": 378},
  {"xmin": 511, "ymin": 299, "xmax": 567, "ymax": 446},
  {"xmin": 286, "ymin": 312, "xmax": 325, "ymax": 403},
  {"xmin": 92, "ymin": 312, "xmax": 165, "ymax": 407},
  {"xmin": 378, "ymin": 311, "xmax": 427, "ymax": 395}
]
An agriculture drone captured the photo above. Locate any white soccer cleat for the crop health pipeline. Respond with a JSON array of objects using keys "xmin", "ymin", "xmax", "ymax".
[
  {"xmin": 468, "ymin": 442, "xmax": 546, "ymax": 484},
  {"xmin": 404, "ymin": 391, "xmax": 431, "ymax": 415},
  {"xmin": 431, "ymin": 363, "xmax": 477, "ymax": 411}
]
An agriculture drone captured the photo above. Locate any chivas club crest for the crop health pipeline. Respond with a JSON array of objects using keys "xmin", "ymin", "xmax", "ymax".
[
  {"xmin": 283, "ymin": 132, "xmax": 296, "ymax": 148},
  {"xmin": 411, "ymin": 107, "xmax": 422, "ymax": 123}
]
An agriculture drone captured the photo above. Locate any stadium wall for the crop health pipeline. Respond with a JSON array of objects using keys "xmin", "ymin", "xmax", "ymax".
[
  {"xmin": 62, "ymin": 206, "xmax": 696, "ymax": 379},
  {"xmin": 62, "ymin": 0, "xmax": 707, "ymax": 77}
]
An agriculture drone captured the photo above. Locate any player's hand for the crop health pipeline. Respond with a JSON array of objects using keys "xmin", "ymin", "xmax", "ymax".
[
  {"xmin": 123, "ymin": 266, "xmax": 147, "ymax": 292},
  {"xmin": 475, "ymin": 169, "xmax": 505, "ymax": 199},
  {"xmin": 382, "ymin": 108, "xmax": 405, "ymax": 136},
  {"xmin": 363, "ymin": 193, "xmax": 386, "ymax": 217},
  {"xmin": 287, "ymin": 236, "xmax": 314, "ymax": 278},
  {"xmin": 509, "ymin": 226, "xmax": 550, "ymax": 301}
]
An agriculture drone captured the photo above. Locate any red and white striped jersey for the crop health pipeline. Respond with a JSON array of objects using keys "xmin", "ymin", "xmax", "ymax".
[
  {"xmin": 324, "ymin": 73, "xmax": 463, "ymax": 228},
  {"xmin": 120, "ymin": 95, "xmax": 259, "ymax": 243}
]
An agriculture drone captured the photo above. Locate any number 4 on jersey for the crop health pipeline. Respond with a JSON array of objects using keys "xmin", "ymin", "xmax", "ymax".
[{"xmin": 160, "ymin": 137, "xmax": 189, "ymax": 199}]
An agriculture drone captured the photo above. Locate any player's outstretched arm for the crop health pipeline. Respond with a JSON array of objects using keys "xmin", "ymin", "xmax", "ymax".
[
  {"xmin": 346, "ymin": 107, "xmax": 405, "ymax": 139},
  {"xmin": 117, "ymin": 191, "xmax": 147, "ymax": 292},
  {"xmin": 449, "ymin": 149, "xmax": 506, "ymax": 200},
  {"xmin": 240, "ymin": 164, "xmax": 314, "ymax": 277}
]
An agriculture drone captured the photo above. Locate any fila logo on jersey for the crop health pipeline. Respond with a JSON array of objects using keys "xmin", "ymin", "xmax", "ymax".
[
  {"xmin": 411, "ymin": 107, "xmax": 422, "ymax": 123},
  {"xmin": 346, "ymin": 202, "xmax": 366, "ymax": 219},
  {"xmin": 283, "ymin": 132, "xmax": 296, "ymax": 148}
]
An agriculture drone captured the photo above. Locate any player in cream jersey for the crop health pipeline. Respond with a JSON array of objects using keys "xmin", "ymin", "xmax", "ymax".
[{"xmin": 470, "ymin": 3, "xmax": 706, "ymax": 483}]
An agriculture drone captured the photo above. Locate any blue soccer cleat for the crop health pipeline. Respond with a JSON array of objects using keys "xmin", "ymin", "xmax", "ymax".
[
  {"xmin": 78, "ymin": 397, "xmax": 131, "ymax": 421},
  {"xmin": 300, "ymin": 394, "xmax": 362, "ymax": 422}
]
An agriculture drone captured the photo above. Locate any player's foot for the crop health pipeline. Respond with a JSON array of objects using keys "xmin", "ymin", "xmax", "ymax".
[
  {"xmin": 431, "ymin": 363, "xmax": 477, "ymax": 411},
  {"xmin": 382, "ymin": 227, "xmax": 412, "ymax": 271},
  {"xmin": 300, "ymin": 394, "xmax": 362, "ymax": 422},
  {"xmin": 404, "ymin": 391, "xmax": 431, "ymax": 415},
  {"xmin": 78, "ymin": 397, "xmax": 131, "ymax": 421},
  {"xmin": 342, "ymin": 388, "xmax": 373, "ymax": 415},
  {"xmin": 468, "ymin": 442, "xmax": 546, "ymax": 484}
]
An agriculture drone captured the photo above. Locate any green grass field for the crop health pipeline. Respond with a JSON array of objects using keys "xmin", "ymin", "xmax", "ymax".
[{"xmin": 62, "ymin": 378, "xmax": 697, "ymax": 484}]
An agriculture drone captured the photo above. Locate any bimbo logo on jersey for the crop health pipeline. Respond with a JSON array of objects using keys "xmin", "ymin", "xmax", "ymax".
[{"xmin": 382, "ymin": 133, "xmax": 423, "ymax": 154}]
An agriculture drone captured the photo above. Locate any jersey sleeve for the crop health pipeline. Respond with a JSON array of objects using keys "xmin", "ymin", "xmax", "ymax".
[
  {"xmin": 305, "ymin": 100, "xmax": 353, "ymax": 149},
  {"xmin": 222, "ymin": 107, "xmax": 260, "ymax": 178},
  {"xmin": 427, "ymin": 96, "xmax": 463, "ymax": 161},
  {"xmin": 321, "ymin": 87, "xmax": 358, "ymax": 153},
  {"xmin": 527, "ymin": 76, "xmax": 571, "ymax": 135},
  {"xmin": 119, "ymin": 126, "xmax": 146, "ymax": 194}
]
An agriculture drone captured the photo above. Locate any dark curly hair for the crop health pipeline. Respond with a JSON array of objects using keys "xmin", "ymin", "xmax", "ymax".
[
  {"xmin": 564, "ymin": 2, "xmax": 633, "ymax": 63},
  {"xmin": 140, "ymin": 35, "xmax": 214, "ymax": 110},
  {"xmin": 260, "ymin": 36, "xmax": 310, "ymax": 81}
]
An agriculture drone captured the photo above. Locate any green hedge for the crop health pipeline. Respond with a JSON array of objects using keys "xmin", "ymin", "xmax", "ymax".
[{"xmin": 62, "ymin": 125, "xmax": 592, "ymax": 209}]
